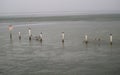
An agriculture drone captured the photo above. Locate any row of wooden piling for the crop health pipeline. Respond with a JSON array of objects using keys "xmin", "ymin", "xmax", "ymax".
[
  {"xmin": 84, "ymin": 34, "xmax": 113, "ymax": 45},
  {"xmin": 8, "ymin": 25, "xmax": 65, "ymax": 42},
  {"xmin": 8, "ymin": 25, "xmax": 113, "ymax": 44}
]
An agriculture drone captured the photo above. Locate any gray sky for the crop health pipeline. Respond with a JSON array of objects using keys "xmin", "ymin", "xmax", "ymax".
[{"xmin": 0, "ymin": 0, "xmax": 120, "ymax": 16}]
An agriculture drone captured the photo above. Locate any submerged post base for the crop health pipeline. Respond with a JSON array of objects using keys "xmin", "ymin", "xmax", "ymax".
[
  {"xmin": 19, "ymin": 36, "xmax": 21, "ymax": 40},
  {"xmin": 110, "ymin": 42, "xmax": 112, "ymax": 45},
  {"xmin": 62, "ymin": 40, "xmax": 64, "ymax": 43},
  {"xmin": 29, "ymin": 37, "xmax": 31, "ymax": 40},
  {"xmin": 10, "ymin": 33, "xmax": 12, "ymax": 39},
  {"xmin": 85, "ymin": 41, "xmax": 88, "ymax": 44}
]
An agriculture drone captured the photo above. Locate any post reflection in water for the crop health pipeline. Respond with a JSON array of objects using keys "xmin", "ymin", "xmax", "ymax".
[
  {"xmin": 62, "ymin": 42, "xmax": 64, "ymax": 49},
  {"xmin": 85, "ymin": 42, "xmax": 88, "ymax": 48},
  {"xmin": 40, "ymin": 40, "xmax": 42, "ymax": 46}
]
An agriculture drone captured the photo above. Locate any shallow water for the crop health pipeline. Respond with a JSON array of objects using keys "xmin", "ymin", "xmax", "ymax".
[{"xmin": 0, "ymin": 20, "xmax": 120, "ymax": 75}]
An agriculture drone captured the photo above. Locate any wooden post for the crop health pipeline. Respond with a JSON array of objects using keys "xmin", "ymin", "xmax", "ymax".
[
  {"xmin": 110, "ymin": 34, "xmax": 112, "ymax": 45},
  {"xmin": 28, "ymin": 28, "xmax": 32, "ymax": 40},
  {"xmin": 62, "ymin": 32, "xmax": 64, "ymax": 43},
  {"xmin": 39, "ymin": 32, "xmax": 43, "ymax": 42},
  {"xmin": 8, "ymin": 25, "xmax": 13, "ymax": 39},
  {"xmin": 18, "ymin": 32, "xmax": 21, "ymax": 40},
  {"xmin": 85, "ymin": 35, "xmax": 88, "ymax": 44}
]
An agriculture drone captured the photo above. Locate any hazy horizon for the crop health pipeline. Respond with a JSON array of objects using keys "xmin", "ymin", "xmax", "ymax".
[{"xmin": 0, "ymin": 0, "xmax": 120, "ymax": 17}]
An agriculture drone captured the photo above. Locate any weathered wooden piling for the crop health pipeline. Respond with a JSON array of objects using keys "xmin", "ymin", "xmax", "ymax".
[
  {"xmin": 39, "ymin": 32, "xmax": 43, "ymax": 42},
  {"xmin": 8, "ymin": 25, "xmax": 13, "ymax": 39},
  {"xmin": 62, "ymin": 32, "xmax": 65, "ymax": 43},
  {"xmin": 28, "ymin": 28, "xmax": 32, "ymax": 40},
  {"xmin": 18, "ymin": 32, "xmax": 21, "ymax": 40},
  {"xmin": 110, "ymin": 34, "xmax": 112, "ymax": 45},
  {"xmin": 85, "ymin": 35, "xmax": 88, "ymax": 44}
]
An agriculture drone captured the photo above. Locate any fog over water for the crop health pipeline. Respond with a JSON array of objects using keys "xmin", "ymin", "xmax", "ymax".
[
  {"xmin": 0, "ymin": 0, "xmax": 120, "ymax": 75},
  {"xmin": 0, "ymin": 0, "xmax": 120, "ymax": 17}
]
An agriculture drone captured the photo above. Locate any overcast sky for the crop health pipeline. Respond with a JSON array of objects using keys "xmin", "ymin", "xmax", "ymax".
[{"xmin": 0, "ymin": 0, "xmax": 120, "ymax": 16}]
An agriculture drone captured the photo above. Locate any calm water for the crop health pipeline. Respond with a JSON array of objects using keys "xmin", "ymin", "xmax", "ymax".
[{"xmin": 0, "ymin": 15, "xmax": 120, "ymax": 75}]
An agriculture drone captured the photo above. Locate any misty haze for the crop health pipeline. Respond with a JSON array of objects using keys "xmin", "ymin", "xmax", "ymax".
[{"xmin": 0, "ymin": 0, "xmax": 120, "ymax": 75}]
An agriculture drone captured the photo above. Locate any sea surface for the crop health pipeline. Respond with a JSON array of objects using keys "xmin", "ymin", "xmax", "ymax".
[{"xmin": 0, "ymin": 14, "xmax": 120, "ymax": 75}]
